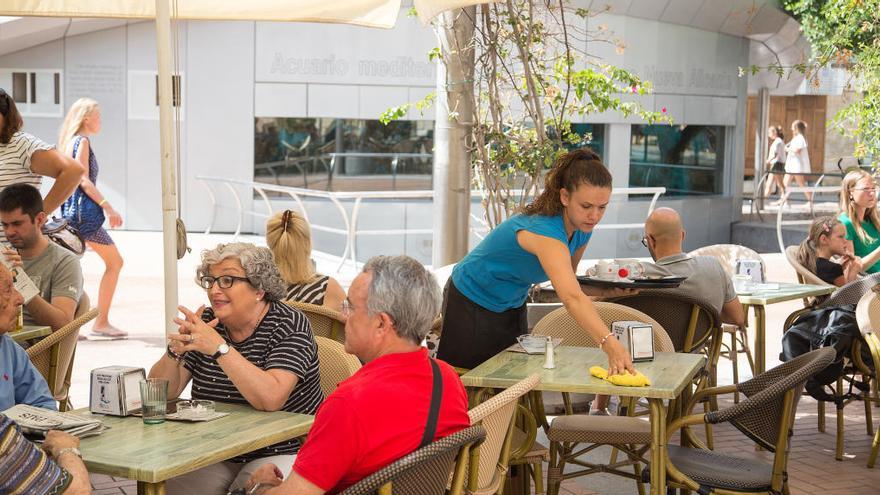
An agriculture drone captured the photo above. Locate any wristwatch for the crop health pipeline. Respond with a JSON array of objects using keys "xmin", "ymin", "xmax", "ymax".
[
  {"xmin": 212, "ymin": 343, "xmax": 230, "ymax": 360},
  {"xmin": 55, "ymin": 447, "xmax": 82, "ymax": 460}
]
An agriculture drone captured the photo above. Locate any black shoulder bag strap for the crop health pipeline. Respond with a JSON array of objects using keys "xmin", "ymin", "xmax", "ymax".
[{"xmin": 419, "ymin": 358, "xmax": 444, "ymax": 448}]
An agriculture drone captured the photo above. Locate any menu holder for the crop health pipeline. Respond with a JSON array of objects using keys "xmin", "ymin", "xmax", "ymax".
[{"xmin": 577, "ymin": 275, "xmax": 686, "ymax": 289}]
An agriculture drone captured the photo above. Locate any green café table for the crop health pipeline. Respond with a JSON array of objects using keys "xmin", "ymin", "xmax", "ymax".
[
  {"xmin": 9, "ymin": 325, "xmax": 51, "ymax": 345},
  {"xmin": 737, "ymin": 282, "xmax": 835, "ymax": 374},
  {"xmin": 460, "ymin": 346, "xmax": 705, "ymax": 495},
  {"xmin": 74, "ymin": 402, "xmax": 314, "ymax": 495}
]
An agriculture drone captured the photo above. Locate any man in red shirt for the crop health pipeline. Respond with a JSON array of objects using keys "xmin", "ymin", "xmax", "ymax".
[{"xmin": 247, "ymin": 255, "xmax": 470, "ymax": 495}]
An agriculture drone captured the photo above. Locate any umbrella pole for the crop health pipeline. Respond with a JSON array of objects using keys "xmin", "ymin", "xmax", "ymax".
[{"xmin": 156, "ymin": 0, "xmax": 179, "ymax": 337}]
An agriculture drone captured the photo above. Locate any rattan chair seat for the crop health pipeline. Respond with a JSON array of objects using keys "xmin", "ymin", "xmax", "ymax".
[
  {"xmin": 511, "ymin": 427, "xmax": 549, "ymax": 461},
  {"xmin": 548, "ymin": 415, "xmax": 651, "ymax": 444},
  {"xmin": 665, "ymin": 444, "xmax": 773, "ymax": 491}
]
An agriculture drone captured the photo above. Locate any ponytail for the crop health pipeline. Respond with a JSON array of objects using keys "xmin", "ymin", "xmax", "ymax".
[
  {"xmin": 523, "ymin": 148, "xmax": 611, "ymax": 216},
  {"xmin": 797, "ymin": 216, "xmax": 841, "ymax": 275}
]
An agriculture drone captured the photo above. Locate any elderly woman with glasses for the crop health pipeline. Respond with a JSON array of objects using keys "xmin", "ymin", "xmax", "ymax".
[
  {"xmin": 839, "ymin": 170, "xmax": 880, "ymax": 274},
  {"xmin": 149, "ymin": 242, "xmax": 323, "ymax": 495}
]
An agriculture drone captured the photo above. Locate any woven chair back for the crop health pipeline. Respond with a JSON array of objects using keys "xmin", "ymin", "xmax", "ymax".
[
  {"xmin": 340, "ymin": 424, "xmax": 486, "ymax": 495},
  {"xmin": 720, "ymin": 347, "xmax": 835, "ymax": 451},
  {"xmin": 315, "ymin": 336, "xmax": 361, "ymax": 397},
  {"xmin": 532, "ymin": 303, "xmax": 674, "ymax": 352},
  {"xmin": 284, "ymin": 300, "xmax": 345, "ymax": 342},
  {"xmin": 690, "ymin": 244, "xmax": 765, "ymax": 279},
  {"xmin": 27, "ymin": 298, "xmax": 98, "ymax": 402},
  {"xmin": 467, "ymin": 374, "xmax": 541, "ymax": 493},
  {"xmin": 784, "ymin": 245, "xmax": 830, "ymax": 287},
  {"xmin": 857, "ymin": 288, "xmax": 880, "ymax": 335},
  {"xmin": 819, "ymin": 272, "xmax": 880, "ymax": 309},
  {"xmin": 609, "ymin": 291, "xmax": 718, "ymax": 354}
]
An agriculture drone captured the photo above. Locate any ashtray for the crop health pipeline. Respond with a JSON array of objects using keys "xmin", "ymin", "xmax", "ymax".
[
  {"xmin": 517, "ymin": 334, "xmax": 548, "ymax": 354},
  {"xmin": 175, "ymin": 400, "xmax": 215, "ymax": 419}
]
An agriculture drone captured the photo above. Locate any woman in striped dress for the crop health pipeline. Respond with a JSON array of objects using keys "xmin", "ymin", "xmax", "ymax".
[
  {"xmin": 0, "ymin": 88, "xmax": 81, "ymax": 243},
  {"xmin": 266, "ymin": 209, "xmax": 345, "ymax": 312}
]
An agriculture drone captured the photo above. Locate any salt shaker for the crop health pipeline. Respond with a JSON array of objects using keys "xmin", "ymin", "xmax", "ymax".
[{"xmin": 543, "ymin": 336, "xmax": 556, "ymax": 369}]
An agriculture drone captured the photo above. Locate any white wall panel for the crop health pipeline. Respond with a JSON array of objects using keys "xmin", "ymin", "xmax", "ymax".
[{"xmin": 255, "ymin": 83, "xmax": 307, "ymax": 117}]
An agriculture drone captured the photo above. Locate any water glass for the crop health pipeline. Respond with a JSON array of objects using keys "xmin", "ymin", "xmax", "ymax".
[{"xmin": 139, "ymin": 378, "xmax": 169, "ymax": 424}]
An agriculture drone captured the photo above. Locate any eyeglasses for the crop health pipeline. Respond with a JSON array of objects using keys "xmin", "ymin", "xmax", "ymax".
[
  {"xmin": 198, "ymin": 275, "xmax": 250, "ymax": 290},
  {"xmin": 341, "ymin": 299, "xmax": 354, "ymax": 317},
  {"xmin": 641, "ymin": 235, "xmax": 649, "ymax": 247},
  {"xmin": 853, "ymin": 187, "xmax": 877, "ymax": 194}
]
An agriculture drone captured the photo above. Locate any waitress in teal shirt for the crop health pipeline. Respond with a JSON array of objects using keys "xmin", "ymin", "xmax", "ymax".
[
  {"xmin": 437, "ymin": 149, "xmax": 636, "ymax": 375},
  {"xmin": 839, "ymin": 170, "xmax": 880, "ymax": 273}
]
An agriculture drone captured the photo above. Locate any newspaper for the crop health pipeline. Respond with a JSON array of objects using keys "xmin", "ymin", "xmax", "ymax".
[
  {"xmin": 0, "ymin": 254, "xmax": 39, "ymax": 303},
  {"xmin": 2, "ymin": 404, "xmax": 106, "ymax": 438}
]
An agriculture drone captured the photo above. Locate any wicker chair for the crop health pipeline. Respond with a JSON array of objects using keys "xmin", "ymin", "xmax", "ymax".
[
  {"xmin": 656, "ymin": 347, "xmax": 835, "ymax": 494},
  {"xmin": 315, "ymin": 336, "xmax": 361, "ymax": 397},
  {"xmin": 466, "ymin": 374, "xmax": 541, "ymax": 495},
  {"xmin": 26, "ymin": 294, "xmax": 98, "ymax": 411},
  {"xmin": 532, "ymin": 303, "xmax": 674, "ymax": 495},
  {"xmin": 785, "ymin": 245, "xmax": 832, "ymax": 305},
  {"xmin": 284, "ymin": 300, "xmax": 345, "ymax": 343},
  {"xmin": 782, "ymin": 273, "xmax": 880, "ymax": 461},
  {"xmin": 341, "ymin": 424, "xmax": 487, "ymax": 495},
  {"xmin": 607, "ymin": 291, "xmax": 722, "ymax": 448},
  {"xmin": 854, "ymin": 288, "xmax": 880, "ymax": 467},
  {"xmin": 690, "ymin": 244, "xmax": 758, "ymax": 402}
]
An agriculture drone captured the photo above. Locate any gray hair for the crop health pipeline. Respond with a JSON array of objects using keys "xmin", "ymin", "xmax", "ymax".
[
  {"xmin": 363, "ymin": 255, "xmax": 440, "ymax": 345},
  {"xmin": 196, "ymin": 242, "xmax": 287, "ymax": 301}
]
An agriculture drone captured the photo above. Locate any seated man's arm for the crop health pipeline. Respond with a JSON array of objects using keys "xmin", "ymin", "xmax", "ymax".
[
  {"xmin": 255, "ymin": 468, "xmax": 324, "ymax": 495},
  {"xmin": 0, "ymin": 417, "xmax": 84, "ymax": 494},
  {"xmin": 721, "ymin": 296, "xmax": 746, "ymax": 327},
  {"xmin": 12, "ymin": 339, "xmax": 55, "ymax": 409},
  {"xmin": 43, "ymin": 430, "xmax": 92, "ymax": 495},
  {"xmin": 25, "ymin": 295, "xmax": 77, "ymax": 332}
]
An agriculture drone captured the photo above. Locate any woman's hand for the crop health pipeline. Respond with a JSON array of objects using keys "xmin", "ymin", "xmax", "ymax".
[
  {"xmin": 169, "ymin": 305, "xmax": 225, "ymax": 356},
  {"xmin": 602, "ymin": 337, "xmax": 636, "ymax": 376},
  {"xmin": 104, "ymin": 206, "xmax": 123, "ymax": 229}
]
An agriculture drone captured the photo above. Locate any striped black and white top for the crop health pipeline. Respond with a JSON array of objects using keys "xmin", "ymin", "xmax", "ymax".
[
  {"xmin": 285, "ymin": 275, "xmax": 330, "ymax": 305},
  {"xmin": 182, "ymin": 301, "xmax": 324, "ymax": 463},
  {"xmin": 0, "ymin": 132, "xmax": 52, "ymax": 242}
]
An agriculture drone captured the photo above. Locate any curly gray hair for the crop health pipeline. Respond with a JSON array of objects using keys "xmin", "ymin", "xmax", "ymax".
[
  {"xmin": 363, "ymin": 255, "xmax": 440, "ymax": 345},
  {"xmin": 196, "ymin": 242, "xmax": 287, "ymax": 301}
]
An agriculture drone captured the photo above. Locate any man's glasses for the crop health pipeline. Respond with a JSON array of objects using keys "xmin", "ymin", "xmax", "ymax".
[
  {"xmin": 641, "ymin": 235, "xmax": 649, "ymax": 247},
  {"xmin": 341, "ymin": 299, "xmax": 353, "ymax": 317},
  {"xmin": 198, "ymin": 275, "xmax": 250, "ymax": 290}
]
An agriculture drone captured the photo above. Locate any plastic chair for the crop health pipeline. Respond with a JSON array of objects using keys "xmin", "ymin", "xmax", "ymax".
[
  {"xmin": 532, "ymin": 303, "xmax": 674, "ymax": 495},
  {"xmin": 690, "ymin": 244, "xmax": 759, "ymax": 402},
  {"xmin": 315, "ymin": 336, "xmax": 361, "ymax": 397},
  {"xmin": 466, "ymin": 374, "xmax": 541, "ymax": 495},
  {"xmin": 656, "ymin": 348, "xmax": 835, "ymax": 494},
  {"xmin": 26, "ymin": 294, "xmax": 98, "ymax": 411},
  {"xmin": 341, "ymin": 424, "xmax": 486, "ymax": 495},
  {"xmin": 284, "ymin": 300, "xmax": 345, "ymax": 343}
]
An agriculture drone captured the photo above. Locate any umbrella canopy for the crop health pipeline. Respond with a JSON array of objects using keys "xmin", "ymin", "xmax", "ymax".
[
  {"xmin": 1, "ymin": 0, "xmax": 490, "ymax": 334},
  {"xmin": 0, "ymin": 0, "xmax": 491, "ymax": 27}
]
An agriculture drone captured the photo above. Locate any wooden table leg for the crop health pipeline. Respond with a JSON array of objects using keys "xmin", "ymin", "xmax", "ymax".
[
  {"xmin": 649, "ymin": 398, "xmax": 667, "ymax": 495},
  {"xmin": 138, "ymin": 481, "xmax": 165, "ymax": 495},
  {"xmin": 751, "ymin": 305, "xmax": 766, "ymax": 375}
]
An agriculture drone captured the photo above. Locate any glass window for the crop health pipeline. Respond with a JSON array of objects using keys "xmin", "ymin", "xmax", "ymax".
[
  {"xmin": 629, "ymin": 124, "xmax": 725, "ymax": 196},
  {"xmin": 569, "ymin": 124, "xmax": 605, "ymax": 160},
  {"xmin": 254, "ymin": 117, "xmax": 433, "ymax": 191}
]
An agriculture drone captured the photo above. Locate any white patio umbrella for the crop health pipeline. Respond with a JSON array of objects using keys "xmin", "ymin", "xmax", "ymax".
[{"xmin": 0, "ymin": 0, "xmax": 491, "ymax": 334}]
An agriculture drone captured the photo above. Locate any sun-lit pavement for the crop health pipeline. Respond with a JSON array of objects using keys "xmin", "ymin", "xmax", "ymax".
[{"xmin": 71, "ymin": 231, "xmax": 880, "ymax": 493}]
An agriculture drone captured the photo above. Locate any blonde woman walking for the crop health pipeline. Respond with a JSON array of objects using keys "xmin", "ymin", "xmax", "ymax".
[
  {"xmin": 59, "ymin": 98, "xmax": 126, "ymax": 338},
  {"xmin": 266, "ymin": 209, "xmax": 345, "ymax": 312},
  {"xmin": 781, "ymin": 120, "xmax": 812, "ymax": 205}
]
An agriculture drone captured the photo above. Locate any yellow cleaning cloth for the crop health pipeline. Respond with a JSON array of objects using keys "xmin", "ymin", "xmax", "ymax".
[{"xmin": 589, "ymin": 366, "xmax": 651, "ymax": 386}]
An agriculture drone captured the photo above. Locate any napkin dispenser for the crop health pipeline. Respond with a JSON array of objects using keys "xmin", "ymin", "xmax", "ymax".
[
  {"xmin": 90, "ymin": 366, "xmax": 146, "ymax": 416},
  {"xmin": 611, "ymin": 321, "xmax": 655, "ymax": 362},
  {"xmin": 735, "ymin": 259, "xmax": 764, "ymax": 283}
]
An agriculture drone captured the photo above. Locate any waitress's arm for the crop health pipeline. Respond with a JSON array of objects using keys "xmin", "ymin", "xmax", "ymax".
[{"xmin": 518, "ymin": 230, "xmax": 636, "ymax": 375}]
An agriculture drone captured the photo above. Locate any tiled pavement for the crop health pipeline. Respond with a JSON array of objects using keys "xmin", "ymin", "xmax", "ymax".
[{"xmin": 75, "ymin": 233, "xmax": 879, "ymax": 493}]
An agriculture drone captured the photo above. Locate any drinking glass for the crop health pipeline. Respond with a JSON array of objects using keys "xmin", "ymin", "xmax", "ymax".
[{"xmin": 139, "ymin": 378, "xmax": 169, "ymax": 424}]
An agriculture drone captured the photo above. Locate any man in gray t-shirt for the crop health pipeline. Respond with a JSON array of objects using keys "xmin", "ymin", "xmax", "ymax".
[
  {"xmin": 641, "ymin": 207, "xmax": 745, "ymax": 326},
  {"xmin": 0, "ymin": 184, "xmax": 82, "ymax": 331}
]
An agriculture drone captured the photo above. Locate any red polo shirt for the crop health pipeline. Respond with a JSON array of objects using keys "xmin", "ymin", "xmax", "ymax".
[{"xmin": 292, "ymin": 348, "xmax": 470, "ymax": 493}]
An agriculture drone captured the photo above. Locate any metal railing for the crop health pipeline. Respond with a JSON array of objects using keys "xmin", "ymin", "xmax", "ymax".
[
  {"xmin": 196, "ymin": 175, "xmax": 665, "ymax": 271},
  {"xmin": 775, "ymin": 185, "xmax": 840, "ymax": 254}
]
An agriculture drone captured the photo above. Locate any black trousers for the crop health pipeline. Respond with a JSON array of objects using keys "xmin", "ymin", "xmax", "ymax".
[{"xmin": 436, "ymin": 280, "xmax": 528, "ymax": 370}]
